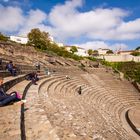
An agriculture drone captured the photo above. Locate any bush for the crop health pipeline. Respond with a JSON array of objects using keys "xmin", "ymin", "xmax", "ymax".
[
  {"xmin": 0, "ymin": 33, "xmax": 8, "ymax": 41},
  {"xmin": 131, "ymin": 51, "xmax": 140, "ymax": 56},
  {"xmin": 101, "ymin": 61, "xmax": 140, "ymax": 83},
  {"xmin": 86, "ymin": 56, "xmax": 97, "ymax": 61}
]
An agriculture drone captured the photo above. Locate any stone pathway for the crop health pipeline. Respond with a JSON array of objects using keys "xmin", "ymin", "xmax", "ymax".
[{"xmin": 24, "ymin": 78, "xmax": 59, "ymax": 140}]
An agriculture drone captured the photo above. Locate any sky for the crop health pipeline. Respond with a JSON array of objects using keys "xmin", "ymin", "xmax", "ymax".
[{"xmin": 0, "ymin": 0, "xmax": 140, "ymax": 51}]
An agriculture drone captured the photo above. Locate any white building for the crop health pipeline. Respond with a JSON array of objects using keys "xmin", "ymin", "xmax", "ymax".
[
  {"xmin": 10, "ymin": 36, "xmax": 28, "ymax": 44},
  {"xmin": 65, "ymin": 46, "xmax": 88, "ymax": 57},
  {"xmin": 96, "ymin": 54, "xmax": 140, "ymax": 62},
  {"xmin": 65, "ymin": 46, "xmax": 71, "ymax": 51},
  {"xmin": 97, "ymin": 48, "xmax": 110, "ymax": 55},
  {"xmin": 56, "ymin": 42, "xmax": 64, "ymax": 47},
  {"xmin": 75, "ymin": 47, "xmax": 89, "ymax": 57},
  {"xmin": 118, "ymin": 50, "xmax": 134, "ymax": 55},
  {"xmin": 48, "ymin": 35, "xmax": 54, "ymax": 44}
]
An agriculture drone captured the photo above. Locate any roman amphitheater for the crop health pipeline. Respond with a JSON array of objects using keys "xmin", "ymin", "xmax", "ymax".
[{"xmin": 0, "ymin": 42, "xmax": 140, "ymax": 140}]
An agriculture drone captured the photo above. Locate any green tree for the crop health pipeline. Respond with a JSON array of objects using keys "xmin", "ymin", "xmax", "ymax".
[
  {"xmin": 27, "ymin": 28, "xmax": 83, "ymax": 61},
  {"xmin": 92, "ymin": 50, "xmax": 98, "ymax": 56},
  {"xmin": 131, "ymin": 51, "xmax": 140, "ymax": 56},
  {"xmin": 106, "ymin": 50, "xmax": 113, "ymax": 54},
  {"xmin": 135, "ymin": 46, "xmax": 140, "ymax": 50},
  {"xmin": 27, "ymin": 28, "xmax": 50, "ymax": 50},
  {"xmin": 88, "ymin": 49, "xmax": 93, "ymax": 56},
  {"xmin": 0, "ymin": 33, "xmax": 8, "ymax": 41},
  {"xmin": 70, "ymin": 46, "xmax": 78, "ymax": 54}
]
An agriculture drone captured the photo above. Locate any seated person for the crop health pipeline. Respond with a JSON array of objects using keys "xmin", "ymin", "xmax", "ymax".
[
  {"xmin": 0, "ymin": 58, "xmax": 2, "ymax": 70},
  {"xmin": 0, "ymin": 58, "xmax": 2, "ymax": 65},
  {"xmin": 5, "ymin": 61, "xmax": 17, "ymax": 76},
  {"xmin": 26, "ymin": 72, "xmax": 39, "ymax": 85},
  {"xmin": 66, "ymin": 75, "xmax": 70, "ymax": 79},
  {"xmin": 0, "ymin": 77, "xmax": 26, "ymax": 107}
]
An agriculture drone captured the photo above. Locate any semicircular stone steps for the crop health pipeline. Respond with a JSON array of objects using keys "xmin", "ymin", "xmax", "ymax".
[
  {"xmin": 76, "ymin": 78, "xmax": 135, "ymax": 137},
  {"xmin": 39, "ymin": 82, "xmax": 123, "ymax": 139},
  {"xmin": 37, "ymin": 72, "xmax": 135, "ymax": 139},
  {"xmin": 79, "ymin": 90, "xmax": 133, "ymax": 139}
]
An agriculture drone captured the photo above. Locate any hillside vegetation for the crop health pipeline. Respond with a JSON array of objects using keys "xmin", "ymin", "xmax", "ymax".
[
  {"xmin": 28, "ymin": 28, "xmax": 84, "ymax": 61},
  {"xmin": 101, "ymin": 61, "xmax": 140, "ymax": 83}
]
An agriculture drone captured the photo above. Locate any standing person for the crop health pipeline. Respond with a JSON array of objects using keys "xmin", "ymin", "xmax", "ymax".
[
  {"xmin": 78, "ymin": 86, "xmax": 82, "ymax": 95},
  {"xmin": 0, "ymin": 77, "xmax": 26, "ymax": 106},
  {"xmin": 35, "ymin": 62, "xmax": 40, "ymax": 72}
]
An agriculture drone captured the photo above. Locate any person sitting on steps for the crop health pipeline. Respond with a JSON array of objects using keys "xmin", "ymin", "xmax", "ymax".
[
  {"xmin": 5, "ymin": 61, "xmax": 17, "ymax": 76},
  {"xmin": 66, "ymin": 75, "xmax": 70, "ymax": 80},
  {"xmin": 26, "ymin": 72, "xmax": 39, "ymax": 85},
  {"xmin": 0, "ymin": 77, "xmax": 26, "ymax": 107}
]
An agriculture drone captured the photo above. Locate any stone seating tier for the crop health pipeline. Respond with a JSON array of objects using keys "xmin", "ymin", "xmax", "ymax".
[{"xmin": 0, "ymin": 66, "xmax": 140, "ymax": 140}]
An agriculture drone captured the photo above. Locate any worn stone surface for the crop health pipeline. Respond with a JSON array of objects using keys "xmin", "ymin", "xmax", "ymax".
[
  {"xmin": 0, "ymin": 68, "xmax": 140, "ymax": 140},
  {"xmin": 0, "ymin": 80, "xmax": 30, "ymax": 140}
]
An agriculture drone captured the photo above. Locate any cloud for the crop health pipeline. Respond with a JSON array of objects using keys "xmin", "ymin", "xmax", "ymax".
[
  {"xmin": 0, "ymin": 0, "xmax": 140, "ymax": 44},
  {"xmin": 0, "ymin": 4, "xmax": 24, "ymax": 32},
  {"xmin": 18, "ymin": 9, "xmax": 48, "ymax": 35},
  {"xmin": 47, "ymin": 0, "xmax": 140, "ymax": 41},
  {"xmin": 75, "ymin": 41, "xmax": 128, "ymax": 51},
  {"xmin": 48, "ymin": 0, "xmax": 130, "ymax": 40}
]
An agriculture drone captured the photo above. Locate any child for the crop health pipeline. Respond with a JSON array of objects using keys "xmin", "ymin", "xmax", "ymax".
[{"xmin": 0, "ymin": 77, "xmax": 26, "ymax": 107}]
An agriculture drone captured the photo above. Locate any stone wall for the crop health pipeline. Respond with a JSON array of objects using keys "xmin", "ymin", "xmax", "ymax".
[{"xmin": 97, "ymin": 54, "xmax": 140, "ymax": 62}]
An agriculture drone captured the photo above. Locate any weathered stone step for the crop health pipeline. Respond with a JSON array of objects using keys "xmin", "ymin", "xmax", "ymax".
[
  {"xmin": 0, "ymin": 80, "xmax": 31, "ymax": 140},
  {"xmin": 24, "ymin": 77, "xmax": 60, "ymax": 140}
]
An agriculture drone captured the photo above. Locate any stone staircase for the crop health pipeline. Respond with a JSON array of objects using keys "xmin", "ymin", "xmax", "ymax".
[{"xmin": 0, "ymin": 66, "xmax": 140, "ymax": 140}]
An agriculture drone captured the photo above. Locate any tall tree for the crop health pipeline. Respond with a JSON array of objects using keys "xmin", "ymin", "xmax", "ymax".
[
  {"xmin": 135, "ymin": 46, "xmax": 140, "ymax": 50},
  {"xmin": 88, "ymin": 49, "xmax": 93, "ymax": 56},
  {"xmin": 92, "ymin": 50, "xmax": 98, "ymax": 56},
  {"xmin": 106, "ymin": 50, "xmax": 113, "ymax": 54},
  {"xmin": 28, "ymin": 28, "xmax": 50, "ymax": 50}
]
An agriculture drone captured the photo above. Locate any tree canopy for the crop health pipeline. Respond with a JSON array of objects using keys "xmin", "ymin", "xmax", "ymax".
[
  {"xmin": 27, "ymin": 28, "xmax": 50, "ymax": 50},
  {"xmin": 135, "ymin": 46, "xmax": 140, "ymax": 50},
  {"xmin": 88, "ymin": 49, "xmax": 93, "ymax": 56},
  {"xmin": 70, "ymin": 46, "xmax": 78, "ymax": 54},
  {"xmin": 131, "ymin": 51, "xmax": 140, "ymax": 56},
  {"xmin": 0, "ymin": 33, "xmax": 8, "ymax": 41},
  {"xmin": 27, "ymin": 28, "xmax": 83, "ymax": 61},
  {"xmin": 106, "ymin": 50, "xmax": 113, "ymax": 54}
]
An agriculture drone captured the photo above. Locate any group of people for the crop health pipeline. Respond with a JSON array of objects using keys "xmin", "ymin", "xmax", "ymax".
[
  {"xmin": 5, "ymin": 61, "xmax": 41, "ymax": 76},
  {"xmin": 0, "ymin": 77, "xmax": 26, "ymax": 107},
  {"xmin": 0, "ymin": 60, "xmax": 41, "ymax": 107},
  {"xmin": 0, "ymin": 71, "xmax": 39, "ymax": 107}
]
